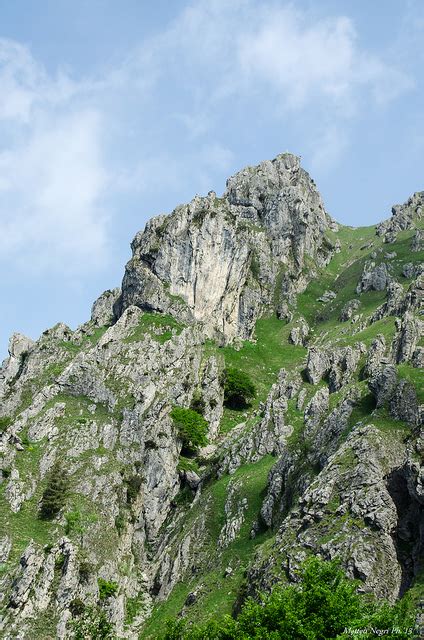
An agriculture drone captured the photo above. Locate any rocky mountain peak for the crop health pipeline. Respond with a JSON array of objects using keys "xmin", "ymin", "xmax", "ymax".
[{"xmin": 115, "ymin": 153, "xmax": 337, "ymax": 342}]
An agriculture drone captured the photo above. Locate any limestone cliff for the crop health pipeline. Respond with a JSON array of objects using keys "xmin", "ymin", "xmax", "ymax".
[{"xmin": 116, "ymin": 153, "xmax": 337, "ymax": 342}]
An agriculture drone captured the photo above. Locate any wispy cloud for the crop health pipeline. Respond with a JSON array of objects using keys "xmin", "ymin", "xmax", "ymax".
[
  {"xmin": 0, "ymin": 39, "xmax": 108, "ymax": 275},
  {"xmin": 0, "ymin": 1, "xmax": 416, "ymax": 281}
]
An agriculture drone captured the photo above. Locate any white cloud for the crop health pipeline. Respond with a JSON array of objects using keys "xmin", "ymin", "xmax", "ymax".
[
  {"xmin": 0, "ymin": 110, "xmax": 108, "ymax": 273},
  {"xmin": 125, "ymin": 1, "xmax": 412, "ymax": 115},
  {"xmin": 0, "ymin": 39, "xmax": 109, "ymax": 275},
  {"xmin": 0, "ymin": 1, "xmax": 416, "ymax": 281}
]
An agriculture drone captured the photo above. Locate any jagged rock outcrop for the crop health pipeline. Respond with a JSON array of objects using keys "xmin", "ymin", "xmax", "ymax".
[
  {"xmin": 305, "ymin": 344, "xmax": 364, "ymax": 392},
  {"xmin": 91, "ymin": 288, "xmax": 121, "ymax": 327},
  {"xmin": 369, "ymin": 364, "xmax": 399, "ymax": 409},
  {"xmin": 411, "ymin": 229, "xmax": 423, "ymax": 252},
  {"xmin": 115, "ymin": 154, "xmax": 336, "ymax": 342},
  {"xmin": 369, "ymin": 365, "xmax": 422, "ymax": 426},
  {"xmin": 392, "ymin": 312, "xmax": 423, "ymax": 364},
  {"xmin": 218, "ymin": 369, "xmax": 299, "ymax": 476},
  {"xmin": 0, "ymin": 333, "xmax": 34, "ymax": 394},
  {"xmin": 339, "ymin": 299, "xmax": 360, "ymax": 322},
  {"xmin": 251, "ymin": 424, "xmax": 424, "ymax": 603},
  {"xmin": 376, "ymin": 191, "xmax": 423, "ymax": 243},
  {"xmin": 364, "ymin": 334, "xmax": 387, "ymax": 378},
  {"xmin": 288, "ymin": 317, "xmax": 309, "ymax": 346},
  {"xmin": 356, "ymin": 261, "xmax": 389, "ymax": 293}
]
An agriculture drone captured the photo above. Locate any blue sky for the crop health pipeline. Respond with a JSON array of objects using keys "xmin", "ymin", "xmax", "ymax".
[{"xmin": 0, "ymin": 0, "xmax": 423, "ymax": 357}]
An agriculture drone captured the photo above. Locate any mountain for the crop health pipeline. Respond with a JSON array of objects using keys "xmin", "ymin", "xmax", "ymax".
[{"xmin": 0, "ymin": 153, "xmax": 423, "ymax": 639}]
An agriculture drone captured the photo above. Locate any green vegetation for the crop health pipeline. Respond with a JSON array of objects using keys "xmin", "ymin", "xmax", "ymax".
[
  {"xmin": 163, "ymin": 557, "xmax": 415, "ymax": 639},
  {"xmin": 124, "ymin": 474, "xmax": 143, "ymax": 504},
  {"xmin": 177, "ymin": 456, "xmax": 200, "ymax": 473},
  {"xmin": 223, "ymin": 367, "xmax": 256, "ymax": 409},
  {"xmin": 250, "ymin": 252, "xmax": 261, "ymax": 279},
  {"xmin": 98, "ymin": 577, "xmax": 119, "ymax": 600},
  {"xmin": 0, "ymin": 416, "xmax": 11, "ymax": 431},
  {"xmin": 39, "ymin": 462, "xmax": 69, "ymax": 520},
  {"xmin": 125, "ymin": 594, "xmax": 146, "ymax": 625},
  {"xmin": 213, "ymin": 316, "xmax": 307, "ymax": 433},
  {"xmin": 125, "ymin": 312, "xmax": 184, "ymax": 344},
  {"xmin": 171, "ymin": 407, "xmax": 209, "ymax": 451},
  {"xmin": 64, "ymin": 510, "xmax": 83, "ymax": 535},
  {"xmin": 70, "ymin": 604, "xmax": 114, "ymax": 639},
  {"xmin": 142, "ymin": 456, "xmax": 275, "ymax": 638}
]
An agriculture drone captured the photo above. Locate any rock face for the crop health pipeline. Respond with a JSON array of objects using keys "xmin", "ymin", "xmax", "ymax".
[
  {"xmin": 339, "ymin": 299, "xmax": 360, "ymax": 322},
  {"xmin": 0, "ymin": 152, "xmax": 423, "ymax": 638},
  {"xmin": 376, "ymin": 191, "xmax": 423, "ymax": 243},
  {"xmin": 115, "ymin": 154, "xmax": 335, "ymax": 342},
  {"xmin": 251, "ymin": 425, "xmax": 423, "ymax": 603},
  {"xmin": 288, "ymin": 317, "xmax": 309, "ymax": 346},
  {"xmin": 91, "ymin": 288, "xmax": 121, "ymax": 327},
  {"xmin": 356, "ymin": 261, "xmax": 389, "ymax": 293},
  {"xmin": 305, "ymin": 344, "xmax": 364, "ymax": 392}
]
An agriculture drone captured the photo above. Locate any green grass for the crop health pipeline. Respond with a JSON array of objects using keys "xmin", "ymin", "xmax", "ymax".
[
  {"xmin": 397, "ymin": 363, "xmax": 424, "ymax": 403},
  {"xmin": 0, "ymin": 482, "xmax": 56, "ymax": 570},
  {"xmin": 124, "ymin": 312, "xmax": 185, "ymax": 344},
  {"xmin": 214, "ymin": 316, "xmax": 306, "ymax": 433}
]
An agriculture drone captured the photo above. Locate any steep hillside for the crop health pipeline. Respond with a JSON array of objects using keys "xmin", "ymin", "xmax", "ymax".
[{"xmin": 0, "ymin": 154, "xmax": 423, "ymax": 639}]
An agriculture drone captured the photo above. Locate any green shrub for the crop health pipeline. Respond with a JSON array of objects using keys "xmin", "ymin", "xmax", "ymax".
[
  {"xmin": 163, "ymin": 557, "xmax": 415, "ymax": 639},
  {"xmin": 71, "ymin": 604, "xmax": 114, "ymax": 639},
  {"xmin": 0, "ymin": 416, "xmax": 11, "ymax": 432},
  {"xmin": 78, "ymin": 560, "xmax": 93, "ymax": 583},
  {"xmin": 65, "ymin": 510, "xmax": 83, "ymax": 535},
  {"xmin": 170, "ymin": 407, "xmax": 208, "ymax": 452},
  {"xmin": 69, "ymin": 598, "xmax": 85, "ymax": 616},
  {"xmin": 124, "ymin": 475, "xmax": 143, "ymax": 504},
  {"xmin": 190, "ymin": 391, "xmax": 205, "ymax": 415},
  {"xmin": 115, "ymin": 512, "xmax": 126, "ymax": 534},
  {"xmin": 223, "ymin": 367, "xmax": 256, "ymax": 409},
  {"xmin": 98, "ymin": 578, "xmax": 118, "ymax": 600},
  {"xmin": 39, "ymin": 462, "xmax": 69, "ymax": 520}
]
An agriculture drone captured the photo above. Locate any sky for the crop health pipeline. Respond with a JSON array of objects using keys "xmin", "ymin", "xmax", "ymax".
[{"xmin": 0, "ymin": 0, "xmax": 423, "ymax": 357}]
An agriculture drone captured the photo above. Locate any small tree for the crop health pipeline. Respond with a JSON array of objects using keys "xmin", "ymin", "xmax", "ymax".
[
  {"xmin": 224, "ymin": 368, "xmax": 256, "ymax": 409},
  {"xmin": 171, "ymin": 407, "xmax": 208, "ymax": 452},
  {"xmin": 39, "ymin": 461, "xmax": 69, "ymax": 520}
]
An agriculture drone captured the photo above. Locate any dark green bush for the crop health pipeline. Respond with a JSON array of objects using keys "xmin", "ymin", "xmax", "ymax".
[
  {"xmin": 98, "ymin": 578, "xmax": 118, "ymax": 600},
  {"xmin": 0, "ymin": 416, "xmax": 11, "ymax": 432},
  {"xmin": 125, "ymin": 475, "xmax": 143, "ymax": 504},
  {"xmin": 115, "ymin": 512, "xmax": 126, "ymax": 534},
  {"xmin": 171, "ymin": 407, "xmax": 208, "ymax": 451},
  {"xmin": 71, "ymin": 604, "xmax": 114, "ymax": 639},
  {"xmin": 190, "ymin": 391, "xmax": 205, "ymax": 415},
  {"xmin": 163, "ymin": 557, "xmax": 416, "ymax": 639},
  {"xmin": 39, "ymin": 462, "xmax": 69, "ymax": 519},
  {"xmin": 69, "ymin": 597, "xmax": 85, "ymax": 616},
  {"xmin": 78, "ymin": 560, "xmax": 93, "ymax": 583},
  {"xmin": 223, "ymin": 367, "xmax": 256, "ymax": 409}
]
